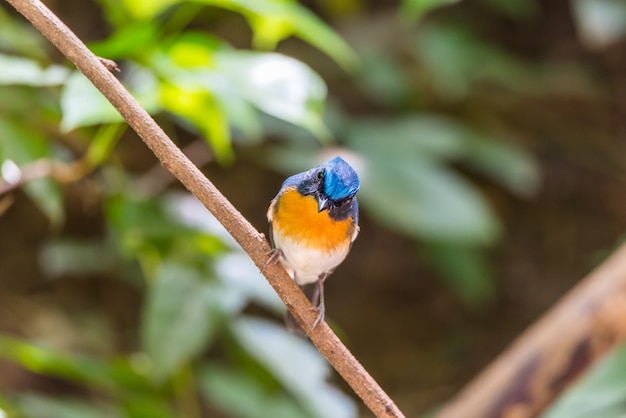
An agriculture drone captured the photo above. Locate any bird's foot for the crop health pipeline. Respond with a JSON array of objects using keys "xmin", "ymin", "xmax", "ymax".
[
  {"xmin": 284, "ymin": 303, "xmax": 325, "ymax": 337},
  {"xmin": 261, "ymin": 248, "xmax": 282, "ymax": 273},
  {"xmin": 306, "ymin": 304, "xmax": 325, "ymax": 335}
]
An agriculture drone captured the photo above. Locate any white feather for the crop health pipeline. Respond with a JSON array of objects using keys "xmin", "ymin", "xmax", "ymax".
[{"xmin": 271, "ymin": 228, "xmax": 351, "ymax": 285}]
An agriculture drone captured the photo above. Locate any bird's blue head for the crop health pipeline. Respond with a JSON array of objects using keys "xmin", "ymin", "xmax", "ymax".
[
  {"xmin": 321, "ymin": 157, "xmax": 360, "ymax": 201},
  {"xmin": 293, "ymin": 156, "xmax": 360, "ymax": 213}
]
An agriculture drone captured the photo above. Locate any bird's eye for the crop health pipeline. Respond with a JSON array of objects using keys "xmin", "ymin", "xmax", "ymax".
[
  {"xmin": 316, "ymin": 170, "xmax": 324, "ymax": 180},
  {"xmin": 339, "ymin": 197, "xmax": 352, "ymax": 206}
]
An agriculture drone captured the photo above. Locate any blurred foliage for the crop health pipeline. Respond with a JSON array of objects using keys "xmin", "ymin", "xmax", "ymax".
[
  {"xmin": 0, "ymin": 189, "xmax": 355, "ymax": 418},
  {"xmin": 1, "ymin": 0, "xmax": 626, "ymax": 416},
  {"xmin": 0, "ymin": 0, "xmax": 360, "ymax": 416}
]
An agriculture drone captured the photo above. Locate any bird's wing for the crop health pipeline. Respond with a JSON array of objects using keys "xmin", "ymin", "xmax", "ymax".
[
  {"xmin": 348, "ymin": 222, "xmax": 360, "ymax": 251},
  {"xmin": 267, "ymin": 198, "xmax": 277, "ymax": 249}
]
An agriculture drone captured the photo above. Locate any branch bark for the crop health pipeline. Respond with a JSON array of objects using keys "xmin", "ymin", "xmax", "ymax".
[
  {"xmin": 438, "ymin": 242, "xmax": 626, "ymax": 418},
  {"xmin": 3, "ymin": 0, "xmax": 405, "ymax": 417}
]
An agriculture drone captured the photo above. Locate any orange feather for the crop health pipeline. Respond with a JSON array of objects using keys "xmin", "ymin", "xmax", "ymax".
[{"xmin": 272, "ymin": 188, "xmax": 353, "ymax": 253}]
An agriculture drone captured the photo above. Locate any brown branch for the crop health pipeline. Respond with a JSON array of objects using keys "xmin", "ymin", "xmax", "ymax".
[
  {"xmin": 438, "ymin": 242, "xmax": 626, "ymax": 418},
  {"xmin": 0, "ymin": 159, "xmax": 52, "ymax": 195},
  {"xmin": 0, "ymin": 159, "xmax": 88, "ymax": 195},
  {"xmin": 3, "ymin": 0, "xmax": 406, "ymax": 416}
]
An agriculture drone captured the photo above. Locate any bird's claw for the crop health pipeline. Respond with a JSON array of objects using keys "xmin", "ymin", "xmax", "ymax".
[
  {"xmin": 261, "ymin": 248, "xmax": 282, "ymax": 273},
  {"xmin": 306, "ymin": 305, "xmax": 325, "ymax": 335}
]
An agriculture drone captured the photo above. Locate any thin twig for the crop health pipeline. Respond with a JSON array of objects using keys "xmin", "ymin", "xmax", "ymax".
[
  {"xmin": 98, "ymin": 57, "xmax": 120, "ymax": 73},
  {"xmin": 0, "ymin": 158, "xmax": 94, "ymax": 196},
  {"xmin": 3, "ymin": 0, "xmax": 406, "ymax": 416},
  {"xmin": 0, "ymin": 159, "xmax": 52, "ymax": 196},
  {"xmin": 0, "ymin": 159, "xmax": 77, "ymax": 195}
]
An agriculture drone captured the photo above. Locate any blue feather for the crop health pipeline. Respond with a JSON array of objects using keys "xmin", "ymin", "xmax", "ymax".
[{"xmin": 322, "ymin": 157, "xmax": 360, "ymax": 201}]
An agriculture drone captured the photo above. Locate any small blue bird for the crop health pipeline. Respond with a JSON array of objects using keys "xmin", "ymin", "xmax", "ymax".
[{"xmin": 267, "ymin": 156, "xmax": 360, "ymax": 332}]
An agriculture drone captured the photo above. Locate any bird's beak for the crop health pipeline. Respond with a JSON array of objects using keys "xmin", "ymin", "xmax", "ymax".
[{"xmin": 317, "ymin": 196, "xmax": 329, "ymax": 212}]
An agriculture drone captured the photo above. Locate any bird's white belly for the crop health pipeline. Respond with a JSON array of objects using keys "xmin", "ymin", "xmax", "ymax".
[{"xmin": 273, "ymin": 232, "xmax": 350, "ymax": 285}]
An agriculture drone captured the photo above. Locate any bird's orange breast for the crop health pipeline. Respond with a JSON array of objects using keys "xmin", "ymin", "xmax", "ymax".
[{"xmin": 272, "ymin": 188, "xmax": 353, "ymax": 252}]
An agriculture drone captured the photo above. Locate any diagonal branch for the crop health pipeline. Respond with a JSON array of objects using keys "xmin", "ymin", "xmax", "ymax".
[
  {"xmin": 3, "ymin": 0, "xmax": 405, "ymax": 417},
  {"xmin": 438, "ymin": 242, "xmax": 626, "ymax": 418}
]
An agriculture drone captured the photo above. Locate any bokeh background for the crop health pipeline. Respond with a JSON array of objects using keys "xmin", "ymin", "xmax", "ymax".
[{"xmin": 1, "ymin": 0, "xmax": 626, "ymax": 417}]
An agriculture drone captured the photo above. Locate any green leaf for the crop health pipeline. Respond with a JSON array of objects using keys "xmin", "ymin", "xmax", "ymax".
[
  {"xmin": 106, "ymin": 194, "xmax": 227, "ymax": 272},
  {"xmin": 60, "ymin": 71, "xmax": 122, "ymax": 131},
  {"xmin": 199, "ymin": 0, "xmax": 359, "ymax": 70},
  {"xmin": 107, "ymin": 196, "xmax": 186, "ymax": 254},
  {"xmin": 120, "ymin": 394, "xmax": 178, "ymax": 418},
  {"xmin": 164, "ymin": 31, "xmax": 223, "ymax": 67},
  {"xmin": 160, "ymin": 81, "xmax": 234, "ymax": 162},
  {"xmin": 215, "ymin": 85, "xmax": 263, "ymax": 141},
  {"xmin": 357, "ymin": 49, "xmax": 412, "ymax": 106},
  {"xmin": 400, "ymin": 0, "xmax": 461, "ymax": 20},
  {"xmin": 414, "ymin": 24, "xmax": 530, "ymax": 100},
  {"xmin": 141, "ymin": 262, "xmax": 242, "ymax": 381},
  {"xmin": 89, "ymin": 22, "xmax": 159, "ymax": 59},
  {"xmin": 199, "ymin": 364, "xmax": 310, "ymax": 418},
  {"xmin": 15, "ymin": 394, "xmax": 123, "ymax": 418},
  {"xmin": 0, "ymin": 8, "xmax": 48, "ymax": 59},
  {"xmin": 39, "ymin": 238, "xmax": 119, "ymax": 277},
  {"xmin": 346, "ymin": 115, "xmax": 469, "ymax": 159},
  {"xmin": 464, "ymin": 136, "xmax": 540, "ymax": 198},
  {"xmin": 155, "ymin": 45, "xmax": 329, "ymax": 152},
  {"xmin": 161, "ymin": 192, "xmax": 236, "ymax": 249},
  {"xmin": 0, "ymin": 336, "xmax": 144, "ymax": 392},
  {"xmin": 0, "ymin": 394, "xmax": 18, "ymax": 417},
  {"xmin": 231, "ymin": 317, "xmax": 357, "ymax": 418},
  {"xmin": 360, "ymin": 156, "xmax": 500, "ymax": 244},
  {"xmin": 0, "ymin": 54, "xmax": 70, "ymax": 86},
  {"xmin": 113, "ymin": 0, "xmax": 357, "ymax": 70},
  {"xmin": 119, "ymin": 0, "xmax": 179, "ymax": 20},
  {"xmin": 60, "ymin": 67, "xmax": 160, "ymax": 131},
  {"xmin": 215, "ymin": 253, "xmax": 284, "ymax": 313},
  {"xmin": 346, "ymin": 117, "xmax": 501, "ymax": 244},
  {"xmin": 85, "ymin": 124, "xmax": 126, "ymax": 167},
  {"xmin": 153, "ymin": 33, "xmax": 235, "ymax": 159},
  {"xmin": 214, "ymin": 51, "xmax": 330, "ymax": 140},
  {"xmin": 0, "ymin": 119, "xmax": 63, "ymax": 225},
  {"xmin": 23, "ymin": 177, "xmax": 64, "ymax": 227},
  {"xmin": 542, "ymin": 343, "xmax": 626, "ymax": 418}
]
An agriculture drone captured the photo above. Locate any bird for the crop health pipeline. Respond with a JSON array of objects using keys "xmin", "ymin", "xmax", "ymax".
[{"xmin": 266, "ymin": 156, "xmax": 360, "ymax": 333}]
